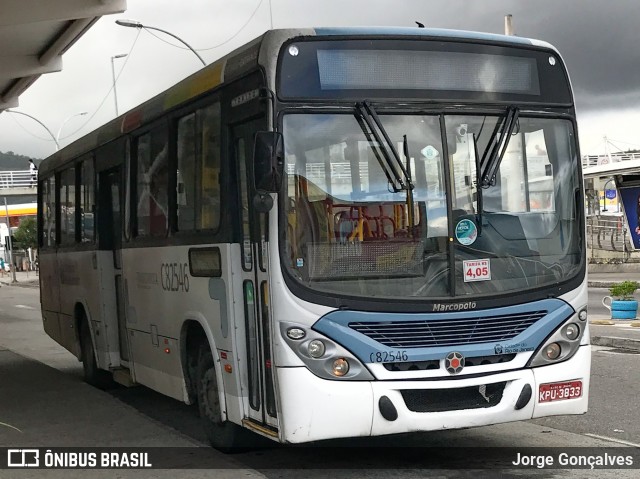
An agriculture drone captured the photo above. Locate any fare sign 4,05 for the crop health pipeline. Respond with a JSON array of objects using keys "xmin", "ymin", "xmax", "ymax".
[{"xmin": 463, "ymin": 259, "xmax": 491, "ymax": 282}]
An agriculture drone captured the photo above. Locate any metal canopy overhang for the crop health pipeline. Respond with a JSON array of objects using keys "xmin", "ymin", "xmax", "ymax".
[{"xmin": 0, "ymin": 0, "xmax": 127, "ymax": 112}]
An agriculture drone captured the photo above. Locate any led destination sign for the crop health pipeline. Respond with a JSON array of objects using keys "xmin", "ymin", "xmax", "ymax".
[{"xmin": 279, "ymin": 38, "xmax": 572, "ymax": 104}]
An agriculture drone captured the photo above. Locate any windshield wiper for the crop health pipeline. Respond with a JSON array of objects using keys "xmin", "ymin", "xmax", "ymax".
[
  {"xmin": 473, "ymin": 133, "xmax": 483, "ymax": 236},
  {"xmin": 355, "ymin": 101, "xmax": 414, "ymax": 193},
  {"xmin": 403, "ymin": 134, "xmax": 415, "ymax": 231},
  {"xmin": 479, "ymin": 106, "xmax": 519, "ymax": 187}
]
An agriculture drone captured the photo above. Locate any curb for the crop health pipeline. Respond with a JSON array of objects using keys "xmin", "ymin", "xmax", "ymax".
[
  {"xmin": 588, "ymin": 281, "xmax": 615, "ymax": 288},
  {"xmin": 592, "ymin": 335, "xmax": 640, "ymax": 352},
  {"xmin": 0, "ymin": 281, "xmax": 39, "ymax": 289},
  {"xmin": 590, "ymin": 319, "xmax": 615, "ymax": 325}
]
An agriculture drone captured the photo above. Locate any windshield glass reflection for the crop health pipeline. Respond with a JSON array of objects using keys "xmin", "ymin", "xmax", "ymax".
[{"xmin": 282, "ymin": 112, "xmax": 583, "ymax": 301}]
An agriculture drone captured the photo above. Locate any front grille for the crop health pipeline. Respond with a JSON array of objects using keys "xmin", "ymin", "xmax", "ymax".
[
  {"xmin": 382, "ymin": 353, "xmax": 516, "ymax": 371},
  {"xmin": 384, "ymin": 360, "xmax": 440, "ymax": 372},
  {"xmin": 401, "ymin": 382, "xmax": 506, "ymax": 412},
  {"xmin": 349, "ymin": 311, "xmax": 546, "ymax": 348}
]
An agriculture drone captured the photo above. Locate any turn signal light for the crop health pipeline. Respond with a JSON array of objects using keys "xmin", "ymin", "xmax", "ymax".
[{"xmin": 332, "ymin": 358, "xmax": 349, "ymax": 377}]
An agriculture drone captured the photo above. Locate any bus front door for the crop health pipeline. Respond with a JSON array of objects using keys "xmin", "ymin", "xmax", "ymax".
[{"xmin": 232, "ymin": 119, "xmax": 279, "ymax": 433}]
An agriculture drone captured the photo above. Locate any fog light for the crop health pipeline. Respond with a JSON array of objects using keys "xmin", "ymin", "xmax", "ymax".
[
  {"xmin": 545, "ymin": 343, "xmax": 561, "ymax": 360},
  {"xmin": 578, "ymin": 309, "xmax": 587, "ymax": 321},
  {"xmin": 332, "ymin": 358, "xmax": 349, "ymax": 376},
  {"xmin": 286, "ymin": 327, "xmax": 306, "ymax": 340},
  {"xmin": 308, "ymin": 340, "xmax": 325, "ymax": 358},
  {"xmin": 564, "ymin": 323, "xmax": 580, "ymax": 340}
]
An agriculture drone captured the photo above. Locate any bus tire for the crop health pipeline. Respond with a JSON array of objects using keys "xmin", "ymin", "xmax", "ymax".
[
  {"xmin": 79, "ymin": 321, "xmax": 114, "ymax": 389},
  {"xmin": 196, "ymin": 344, "xmax": 242, "ymax": 451}
]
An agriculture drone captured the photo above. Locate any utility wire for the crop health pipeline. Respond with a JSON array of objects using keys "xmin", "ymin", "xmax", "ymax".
[
  {"xmin": 143, "ymin": 0, "xmax": 265, "ymax": 52},
  {"xmin": 6, "ymin": 112, "xmax": 55, "ymax": 143},
  {"xmin": 11, "ymin": 1, "xmax": 265, "ymax": 147},
  {"xmin": 60, "ymin": 28, "xmax": 142, "ymax": 141}
]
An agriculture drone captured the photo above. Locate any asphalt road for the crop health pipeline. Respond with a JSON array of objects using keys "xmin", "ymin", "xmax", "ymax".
[{"xmin": 1, "ymin": 285, "xmax": 639, "ymax": 478}]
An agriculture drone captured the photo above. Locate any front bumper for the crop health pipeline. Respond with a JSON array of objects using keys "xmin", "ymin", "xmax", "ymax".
[{"xmin": 276, "ymin": 345, "xmax": 590, "ymax": 443}]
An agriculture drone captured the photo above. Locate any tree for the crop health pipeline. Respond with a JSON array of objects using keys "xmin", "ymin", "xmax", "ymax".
[{"xmin": 12, "ymin": 217, "xmax": 37, "ymax": 250}]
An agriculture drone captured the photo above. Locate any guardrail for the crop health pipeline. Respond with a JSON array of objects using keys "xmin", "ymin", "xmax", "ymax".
[
  {"xmin": 587, "ymin": 216, "xmax": 629, "ymax": 253},
  {"xmin": 0, "ymin": 170, "xmax": 36, "ymax": 189}
]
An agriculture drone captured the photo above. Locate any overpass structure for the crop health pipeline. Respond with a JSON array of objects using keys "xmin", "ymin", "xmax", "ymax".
[
  {"xmin": 0, "ymin": 0, "xmax": 127, "ymax": 112},
  {"xmin": 0, "ymin": 169, "xmax": 37, "ymax": 196},
  {"xmin": 582, "ymin": 152, "xmax": 640, "ymax": 179}
]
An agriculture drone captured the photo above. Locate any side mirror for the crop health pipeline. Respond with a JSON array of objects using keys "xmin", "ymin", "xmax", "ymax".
[{"xmin": 253, "ymin": 131, "xmax": 284, "ymax": 193}]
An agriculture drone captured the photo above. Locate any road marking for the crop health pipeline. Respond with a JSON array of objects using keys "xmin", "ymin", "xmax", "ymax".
[
  {"xmin": 14, "ymin": 305, "xmax": 34, "ymax": 310},
  {"xmin": 596, "ymin": 349, "xmax": 640, "ymax": 356},
  {"xmin": 584, "ymin": 433, "xmax": 640, "ymax": 447},
  {"xmin": 0, "ymin": 421, "xmax": 22, "ymax": 433}
]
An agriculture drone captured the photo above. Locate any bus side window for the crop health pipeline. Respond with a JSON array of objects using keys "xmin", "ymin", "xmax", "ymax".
[
  {"xmin": 59, "ymin": 167, "xmax": 76, "ymax": 246},
  {"xmin": 80, "ymin": 156, "xmax": 95, "ymax": 243},
  {"xmin": 135, "ymin": 127, "xmax": 168, "ymax": 237},
  {"xmin": 177, "ymin": 113, "xmax": 197, "ymax": 231},
  {"xmin": 174, "ymin": 103, "xmax": 221, "ymax": 234},
  {"xmin": 199, "ymin": 103, "xmax": 221, "ymax": 231},
  {"xmin": 41, "ymin": 177, "xmax": 57, "ymax": 247}
]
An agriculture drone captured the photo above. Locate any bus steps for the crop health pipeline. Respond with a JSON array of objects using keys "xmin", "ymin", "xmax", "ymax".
[
  {"xmin": 241, "ymin": 419, "xmax": 279, "ymax": 438},
  {"xmin": 112, "ymin": 368, "xmax": 135, "ymax": 387}
]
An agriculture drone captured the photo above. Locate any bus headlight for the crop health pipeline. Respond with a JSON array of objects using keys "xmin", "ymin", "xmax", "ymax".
[
  {"xmin": 545, "ymin": 343, "xmax": 561, "ymax": 360},
  {"xmin": 280, "ymin": 321, "xmax": 374, "ymax": 380},
  {"xmin": 527, "ymin": 312, "xmax": 586, "ymax": 368},
  {"xmin": 563, "ymin": 323, "xmax": 580, "ymax": 340},
  {"xmin": 308, "ymin": 340, "xmax": 325, "ymax": 358}
]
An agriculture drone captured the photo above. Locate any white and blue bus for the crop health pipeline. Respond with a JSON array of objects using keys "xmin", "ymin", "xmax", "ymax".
[{"xmin": 38, "ymin": 27, "xmax": 589, "ymax": 448}]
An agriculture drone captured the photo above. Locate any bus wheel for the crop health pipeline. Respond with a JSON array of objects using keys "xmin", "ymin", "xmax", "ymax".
[
  {"xmin": 79, "ymin": 321, "xmax": 114, "ymax": 389},
  {"xmin": 196, "ymin": 345, "xmax": 242, "ymax": 451}
]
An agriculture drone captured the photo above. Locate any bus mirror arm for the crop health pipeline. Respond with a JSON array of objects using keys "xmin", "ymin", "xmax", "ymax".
[{"xmin": 253, "ymin": 131, "xmax": 284, "ymax": 194}]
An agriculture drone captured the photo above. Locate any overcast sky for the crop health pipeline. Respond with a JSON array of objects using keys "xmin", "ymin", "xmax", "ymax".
[{"xmin": 1, "ymin": 0, "xmax": 639, "ymax": 159}]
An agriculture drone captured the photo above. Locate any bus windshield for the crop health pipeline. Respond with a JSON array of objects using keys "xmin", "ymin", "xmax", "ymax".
[{"xmin": 282, "ymin": 112, "xmax": 583, "ymax": 301}]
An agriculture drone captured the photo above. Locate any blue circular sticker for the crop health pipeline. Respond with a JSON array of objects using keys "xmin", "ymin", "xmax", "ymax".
[{"xmin": 455, "ymin": 219, "xmax": 477, "ymax": 245}]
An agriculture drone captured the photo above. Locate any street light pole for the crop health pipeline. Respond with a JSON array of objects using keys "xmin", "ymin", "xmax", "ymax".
[
  {"xmin": 111, "ymin": 53, "xmax": 128, "ymax": 116},
  {"xmin": 56, "ymin": 111, "xmax": 88, "ymax": 146},
  {"xmin": 115, "ymin": 19, "xmax": 206, "ymax": 66},
  {"xmin": 6, "ymin": 110, "xmax": 60, "ymax": 151},
  {"xmin": 4, "ymin": 197, "xmax": 17, "ymax": 283}
]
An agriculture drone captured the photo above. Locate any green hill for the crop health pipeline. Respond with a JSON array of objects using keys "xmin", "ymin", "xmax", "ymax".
[{"xmin": 0, "ymin": 151, "xmax": 42, "ymax": 171}]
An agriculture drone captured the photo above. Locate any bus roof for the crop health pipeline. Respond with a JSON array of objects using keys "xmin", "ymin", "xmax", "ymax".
[
  {"xmin": 40, "ymin": 27, "xmax": 560, "ymax": 176},
  {"xmin": 312, "ymin": 26, "xmax": 554, "ymax": 50}
]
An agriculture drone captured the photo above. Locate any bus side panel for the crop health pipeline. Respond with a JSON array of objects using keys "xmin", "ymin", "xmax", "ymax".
[
  {"xmin": 56, "ymin": 250, "xmax": 101, "ymax": 357},
  {"xmin": 121, "ymin": 244, "xmax": 242, "ymax": 407},
  {"xmin": 39, "ymin": 251, "xmax": 61, "ymax": 343},
  {"xmin": 127, "ymin": 330, "xmax": 184, "ymax": 401},
  {"xmin": 123, "ymin": 245, "xmax": 188, "ymax": 400}
]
